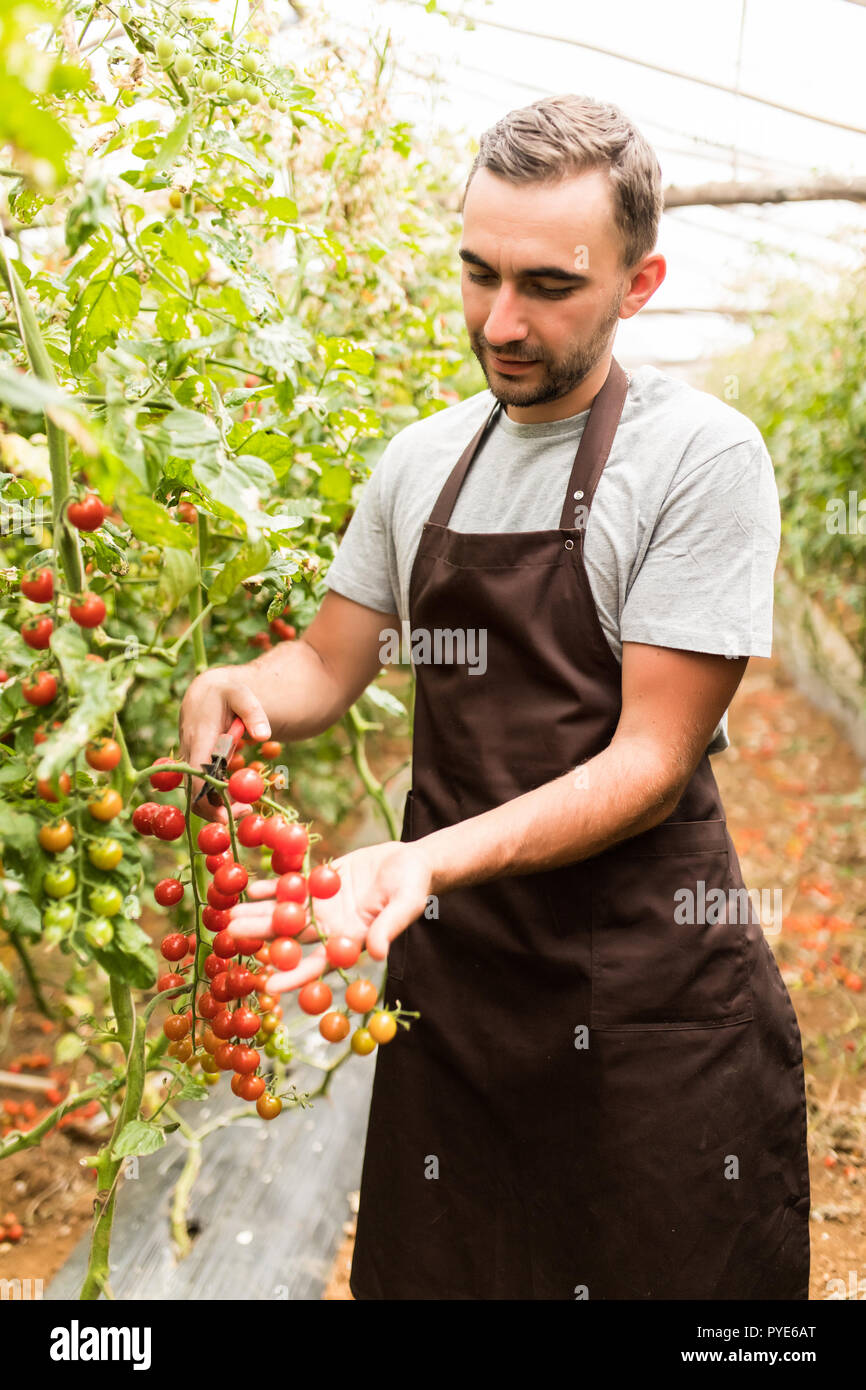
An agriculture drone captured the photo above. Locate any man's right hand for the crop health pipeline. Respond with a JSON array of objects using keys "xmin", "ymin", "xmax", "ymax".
[{"xmin": 178, "ymin": 669, "xmax": 272, "ymax": 822}]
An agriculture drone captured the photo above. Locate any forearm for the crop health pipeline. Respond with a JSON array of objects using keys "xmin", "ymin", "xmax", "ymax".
[
  {"xmin": 418, "ymin": 738, "xmax": 682, "ymax": 895},
  {"xmin": 221, "ymin": 637, "xmax": 350, "ymax": 741}
]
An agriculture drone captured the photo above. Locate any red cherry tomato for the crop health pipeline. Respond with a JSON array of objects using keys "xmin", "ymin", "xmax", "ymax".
[
  {"xmin": 237, "ymin": 1073, "xmax": 266, "ymax": 1101},
  {"xmin": 37, "ymin": 773, "xmax": 71, "ymax": 802},
  {"xmin": 204, "ymin": 952, "xmax": 228, "ymax": 979},
  {"xmin": 298, "ymin": 981, "xmax": 332, "ymax": 1015},
  {"xmin": 22, "ymin": 616, "xmax": 53, "ymax": 649},
  {"xmin": 21, "ymin": 671, "xmax": 57, "ymax": 706},
  {"xmin": 21, "ymin": 568, "xmax": 54, "ymax": 603},
  {"xmin": 213, "ymin": 862, "xmax": 248, "ymax": 896},
  {"xmin": 272, "ymin": 901, "xmax": 306, "ymax": 937},
  {"xmin": 150, "ymin": 757, "xmax": 183, "ymax": 791},
  {"xmin": 67, "ymin": 493, "xmax": 106, "ymax": 531},
  {"xmin": 309, "ymin": 864, "xmax": 341, "ymax": 899},
  {"xmin": 232, "ymin": 1006, "xmax": 261, "ymax": 1038},
  {"xmin": 212, "ymin": 929, "xmax": 240, "ymax": 959},
  {"xmin": 197, "ymin": 823, "xmax": 230, "ymax": 854},
  {"xmin": 85, "ymin": 738, "xmax": 122, "ymax": 771},
  {"xmin": 259, "ymin": 740, "xmax": 282, "ymax": 759},
  {"xmin": 160, "ymin": 934, "xmax": 188, "ymax": 962},
  {"xmin": 214, "ymin": 1042, "xmax": 238, "ymax": 1070},
  {"xmin": 206, "ymin": 848, "xmax": 233, "ymax": 873},
  {"xmin": 269, "ymin": 938, "xmax": 302, "ymax": 972},
  {"xmin": 325, "ymin": 935, "xmax": 360, "ymax": 969},
  {"xmin": 132, "ymin": 801, "xmax": 160, "ymax": 835},
  {"xmin": 231, "ymin": 1045, "xmax": 260, "ymax": 1074},
  {"xmin": 206, "ymin": 882, "xmax": 238, "ymax": 910},
  {"xmin": 201, "ymin": 906, "xmax": 232, "ymax": 932},
  {"xmin": 69, "ymin": 593, "xmax": 106, "ymax": 628},
  {"xmin": 345, "ymin": 978, "xmax": 378, "ymax": 1013},
  {"xmin": 157, "ymin": 972, "xmax": 185, "ymax": 992},
  {"xmin": 152, "ymin": 805, "xmax": 185, "ymax": 841},
  {"xmin": 197, "ymin": 990, "xmax": 219, "ymax": 1019},
  {"xmin": 319, "ymin": 1011, "xmax": 351, "ymax": 1043},
  {"xmin": 212, "ymin": 1008, "xmax": 237, "ymax": 1040},
  {"xmin": 227, "ymin": 767, "xmax": 265, "ymax": 803},
  {"xmin": 211, "ymin": 972, "xmax": 234, "ymax": 1003},
  {"xmin": 275, "ymin": 872, "xmax": 307, "ymax": 903},
  {"xmin": 226, "ymin": 965, "xmax": 255, "ymax": 998},
  {"xmin": 271, "ymin": 848, "xmax": 305, "ymax": 874},
  {"xmin": 154, "ymin": 878, "xmax": 184, "ymax": 907},
  {"xmin": 266, "ymin": 820, "xmax": 308, "ymax": 857},
  {"xmin": 237, "ymin": 814, "xmax": 267, "ymax": 847}
]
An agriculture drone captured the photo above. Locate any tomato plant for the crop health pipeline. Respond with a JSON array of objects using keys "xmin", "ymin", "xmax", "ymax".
[{"xmin": 0, "ymin": 0, "xmax": 453, "ymax": 1300}]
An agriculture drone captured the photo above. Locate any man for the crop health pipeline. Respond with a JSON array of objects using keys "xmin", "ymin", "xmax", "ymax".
[{"xmin": 179, "ymin": 94, "xmax": 810, "ymax": 1301}]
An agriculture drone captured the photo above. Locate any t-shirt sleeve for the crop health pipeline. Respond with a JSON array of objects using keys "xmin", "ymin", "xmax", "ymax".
[
  {"xmin": 323, "ymin": 445, "xmax": 400, "ymax": 617},
  {"xmin": 620, "ymin": 437, "xmax": 781, "ymax": 659}
]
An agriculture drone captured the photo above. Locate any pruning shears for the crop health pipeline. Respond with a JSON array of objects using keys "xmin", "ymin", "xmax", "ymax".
[{"xmin": 192, "ymin": 716, "xmax": 246, "ymax": 811}]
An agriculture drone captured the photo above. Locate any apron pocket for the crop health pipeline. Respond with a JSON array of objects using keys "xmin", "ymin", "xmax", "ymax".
[
  {"xmin": 590, "ymin": 818, "xmax": 754, "ymax": 1031},
  {"xmin": 386, "ymin": 789, "xmax": 414, "ymax": 982}
]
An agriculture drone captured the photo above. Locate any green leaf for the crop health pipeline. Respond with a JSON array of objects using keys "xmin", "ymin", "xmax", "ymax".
[
  {"xmin": 2, "ymin": 888, "xmax": 42, "ymax": 940},
  {"xmin": 234, "ymin": 430, "xmax": 294, "ymax": 478},
  {"xmin": 159, "ymin": 220, "xmax": 210, "ymax": 281},
  {"xmin": 68, "ymin": 273, "xmax": 142, "ymax": 374},
  {"xmin": 0, "ymin": 960, "xmax": 16, "ymax": 1005},
  {"xmin": 88, "ymin": 916, "xmax": 157, "ymax": 991},
  {"xmin": 319, "ymin": 462, "xmax": 353, "ymax": 502},
  {"xmin": 0, "ymin": 800, "xmax": 49, "ymax": 861},
  {"xmin": 159, "ymin": 407, "xmax": 221, "ymax": 456},
  {"xmin": 155, "ymin": 295, "xmax": 192, "ymax": 341},
  {"xmin": 36, "ymin": 668, "xmax": 134, "ymax": 782},
  {"xmin": 0, "ymin": 75, "xmax": 74, "ymax": 184},
  {"xmin": 363, "ymin": 684, "xmax": 408, "ymax": 719},
  {"xmin": 262, "ymin": 196, "xmax": 298, "ymax": 223},
  {"xmin": 157, "ymin": 548, "xmax": 199, "ymax": 608},
  {"xmin": 112, "ymin": 1119, "xmax": 167, "ymax": 1158},
  {"xmin": 150, "ymin": 109, "xmax": 193, "ymax": 174},
  {"xmin": 118, "ymin": 493, "xmax": 196, "ymax": 550},
  {"xmin": 208, "ymin": 538, "xmax": 271, "ymax": 605}
]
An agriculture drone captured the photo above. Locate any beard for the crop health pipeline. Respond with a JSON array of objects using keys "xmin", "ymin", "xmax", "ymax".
[{"xmin": 468, "ymin": 285, "xmax": 625, "ymax": 408}]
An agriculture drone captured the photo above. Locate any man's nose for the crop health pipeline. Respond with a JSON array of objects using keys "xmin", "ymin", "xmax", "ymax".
[{"xmin": 483, "ymin": 284, "xmax": 529, "ymax": 348}]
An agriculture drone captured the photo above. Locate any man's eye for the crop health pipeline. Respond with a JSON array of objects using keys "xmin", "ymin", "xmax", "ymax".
[{"xmin": 466, "ymin": 272, "xmax": 574, "ymax": 298}]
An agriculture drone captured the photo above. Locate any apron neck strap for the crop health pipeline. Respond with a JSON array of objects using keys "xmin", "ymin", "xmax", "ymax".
[
  {"xmin": 427, "ymin": 356, "xmax": 629, "ymax": 531},
  {"xmin": 427, "ymin": 398, "xmax": 502, "ymax": 528},
  {"xmin": 558, "ymin": 356, "xmax": 629, "ymax": 529}
]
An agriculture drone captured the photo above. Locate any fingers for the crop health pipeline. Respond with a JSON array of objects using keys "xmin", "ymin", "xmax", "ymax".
[
  {"xmin": 366, "ymin": 894, "xmax": 418, "ymax": 961},
  {"xmin": 227, "ymin": 687, "xmax": 271, "ymax": 743},
  {"xmin": 245, "ymin": 878, "xmax": 278, "ymax": 901}
]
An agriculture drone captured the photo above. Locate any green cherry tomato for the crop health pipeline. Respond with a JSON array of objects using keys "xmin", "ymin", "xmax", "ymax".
[
  {"xmin": 226, "ymin": 78, "xmax": 246, "ymax": 101},
  {"xmin": 85, "ymin": 916, "xmax": 115, "ymax": 948},
  {"xmin": 44, "ymin": 865, "xmax": 77, "ymax": 898},
  {"xmin": 43, "ymin": 902, "xmax": 76, "ymax": 932},
  {"xmin": 87, "ymin": 838, "xmax": 123, "ymax": 871},
  {"xmin": 175, "ymin": 52, "xmax": 194, "ymax": 77},
  {"xmin": 89, "ymin": 885, "xmax": 123, "ymax": 917},
  {"xmin": 200, "ymin": 69, "xmax": 220, "ymax": 93}
]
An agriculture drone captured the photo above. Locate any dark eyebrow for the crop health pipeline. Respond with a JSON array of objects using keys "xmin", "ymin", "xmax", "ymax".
[{"xmin": 459, "ymin": 248, "xmax": 589, "ymax": 283}]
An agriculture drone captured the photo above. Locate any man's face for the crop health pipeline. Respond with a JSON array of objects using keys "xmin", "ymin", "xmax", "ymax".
[{"xmin": 460, "ymin": 168, "xmax": 657, "ymax": 412}]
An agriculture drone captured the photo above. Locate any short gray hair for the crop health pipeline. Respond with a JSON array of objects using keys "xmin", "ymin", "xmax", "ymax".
[{"xmin": 461, "ymin": 94, "xmax": 664, "ymax": 270}]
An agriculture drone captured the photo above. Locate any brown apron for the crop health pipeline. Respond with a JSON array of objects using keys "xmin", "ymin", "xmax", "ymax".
[{"xmin": 349, "ymin": 357, "xmax": 810, "ymax": 1300}]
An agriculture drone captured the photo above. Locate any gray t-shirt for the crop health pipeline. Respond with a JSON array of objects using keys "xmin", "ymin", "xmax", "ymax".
[{"xmin": 324, "ymin": 364, "xmax": 782, "ymax": 755}]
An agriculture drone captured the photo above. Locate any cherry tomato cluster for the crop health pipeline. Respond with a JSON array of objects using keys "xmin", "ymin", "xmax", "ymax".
[
  {"xmin": 33, "ymin": 718, "xmax": 131, "ymax": 950},
  {"xmin": 142, "ymin": 780, "xmax": 411, "ymax": 1121}
]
